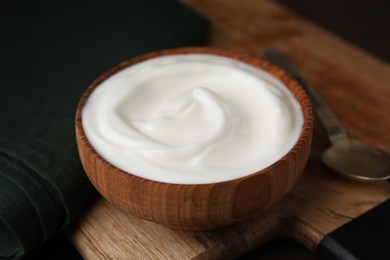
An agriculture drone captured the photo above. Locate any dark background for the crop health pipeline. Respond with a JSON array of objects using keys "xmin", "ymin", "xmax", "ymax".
[
  {"xmin": 31, "ymin": 0, "xmax": 389, "ymax": 259},
  {"xmin": 278, "ymin": 0, "xmax": 390, "ymax": 63}
]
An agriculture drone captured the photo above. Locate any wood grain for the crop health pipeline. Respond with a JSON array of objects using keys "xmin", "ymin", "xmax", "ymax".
[
  {"xmin": 75, "ymin": 48, "xmax": 312, "ymax": 231},
  {"xmin": 68, "ymin": 0, "xmax": 390, "ymax": 259}
]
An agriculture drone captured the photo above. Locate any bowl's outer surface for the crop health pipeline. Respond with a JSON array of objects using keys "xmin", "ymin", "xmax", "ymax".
[{"xmin": 75, "ymin": 47, "xmax": 313, "ymax": 230}]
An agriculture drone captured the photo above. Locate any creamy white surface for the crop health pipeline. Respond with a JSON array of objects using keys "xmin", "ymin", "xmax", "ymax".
[{"xmin": 82, "ymin": 54, "xmax": 303, "ymax": 184}]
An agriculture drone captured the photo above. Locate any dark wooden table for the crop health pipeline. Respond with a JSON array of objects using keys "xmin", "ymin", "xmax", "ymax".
[{"xmin": 278, "ymin": 0, "xmax": 390, "ymax": 63}]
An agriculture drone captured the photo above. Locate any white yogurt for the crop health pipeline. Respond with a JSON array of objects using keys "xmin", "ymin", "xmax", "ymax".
[{"xmin": 82, "ymin": 54, "xmax": 303, "ymax": 184}]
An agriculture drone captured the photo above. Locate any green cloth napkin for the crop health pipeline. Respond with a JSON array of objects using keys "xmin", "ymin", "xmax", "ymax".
[{"xmin": 0, "ymin": 0, "xmax": 208, "ymax": 258}]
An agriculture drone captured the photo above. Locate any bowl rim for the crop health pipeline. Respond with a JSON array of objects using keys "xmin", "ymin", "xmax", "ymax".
[{"xmin": 75, "ymin": 47, "xmax": 313, "ymax": 187}]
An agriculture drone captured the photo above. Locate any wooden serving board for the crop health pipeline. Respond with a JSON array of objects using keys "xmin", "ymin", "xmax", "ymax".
[{"xmin": 67, "ymin": 0, "xmax": 390, "ymax": 259}]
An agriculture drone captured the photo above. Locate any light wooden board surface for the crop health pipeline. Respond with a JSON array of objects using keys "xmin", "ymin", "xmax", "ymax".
[{"xmin": 68, "ymin": 0, "xmax": 390, "ymax": 259}]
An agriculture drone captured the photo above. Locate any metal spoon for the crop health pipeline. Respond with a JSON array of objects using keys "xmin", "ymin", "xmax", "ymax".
[{"xmin": 263, "ymin": 50, "xmax": 390, "ymax": 181}]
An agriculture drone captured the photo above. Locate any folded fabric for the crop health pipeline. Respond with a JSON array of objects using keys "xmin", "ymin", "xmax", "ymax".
[{"xmin": 0, "ymin": 0, "xmax": 208, "ymax": 258}]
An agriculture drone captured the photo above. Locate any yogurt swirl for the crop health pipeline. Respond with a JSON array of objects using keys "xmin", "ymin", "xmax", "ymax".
[{"xmin": 82, "ymin": 54, "xmax": 303, "ymax": 184}]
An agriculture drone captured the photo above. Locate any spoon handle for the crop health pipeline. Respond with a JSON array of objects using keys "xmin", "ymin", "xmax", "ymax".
[{"xmin": 263, "ymin": 50, "xmax": 348, "ymax": 143}]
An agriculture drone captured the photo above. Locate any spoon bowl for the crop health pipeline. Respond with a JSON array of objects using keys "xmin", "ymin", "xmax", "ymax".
[{"xmin": 322, "ymin": 139, "xmax": 390, "ymax": 181}]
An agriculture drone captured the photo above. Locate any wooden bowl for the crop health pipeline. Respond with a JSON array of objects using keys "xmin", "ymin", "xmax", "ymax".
[{"xmin": 75, "ymin": 48, "xmax": 313, "ymax": 231}]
